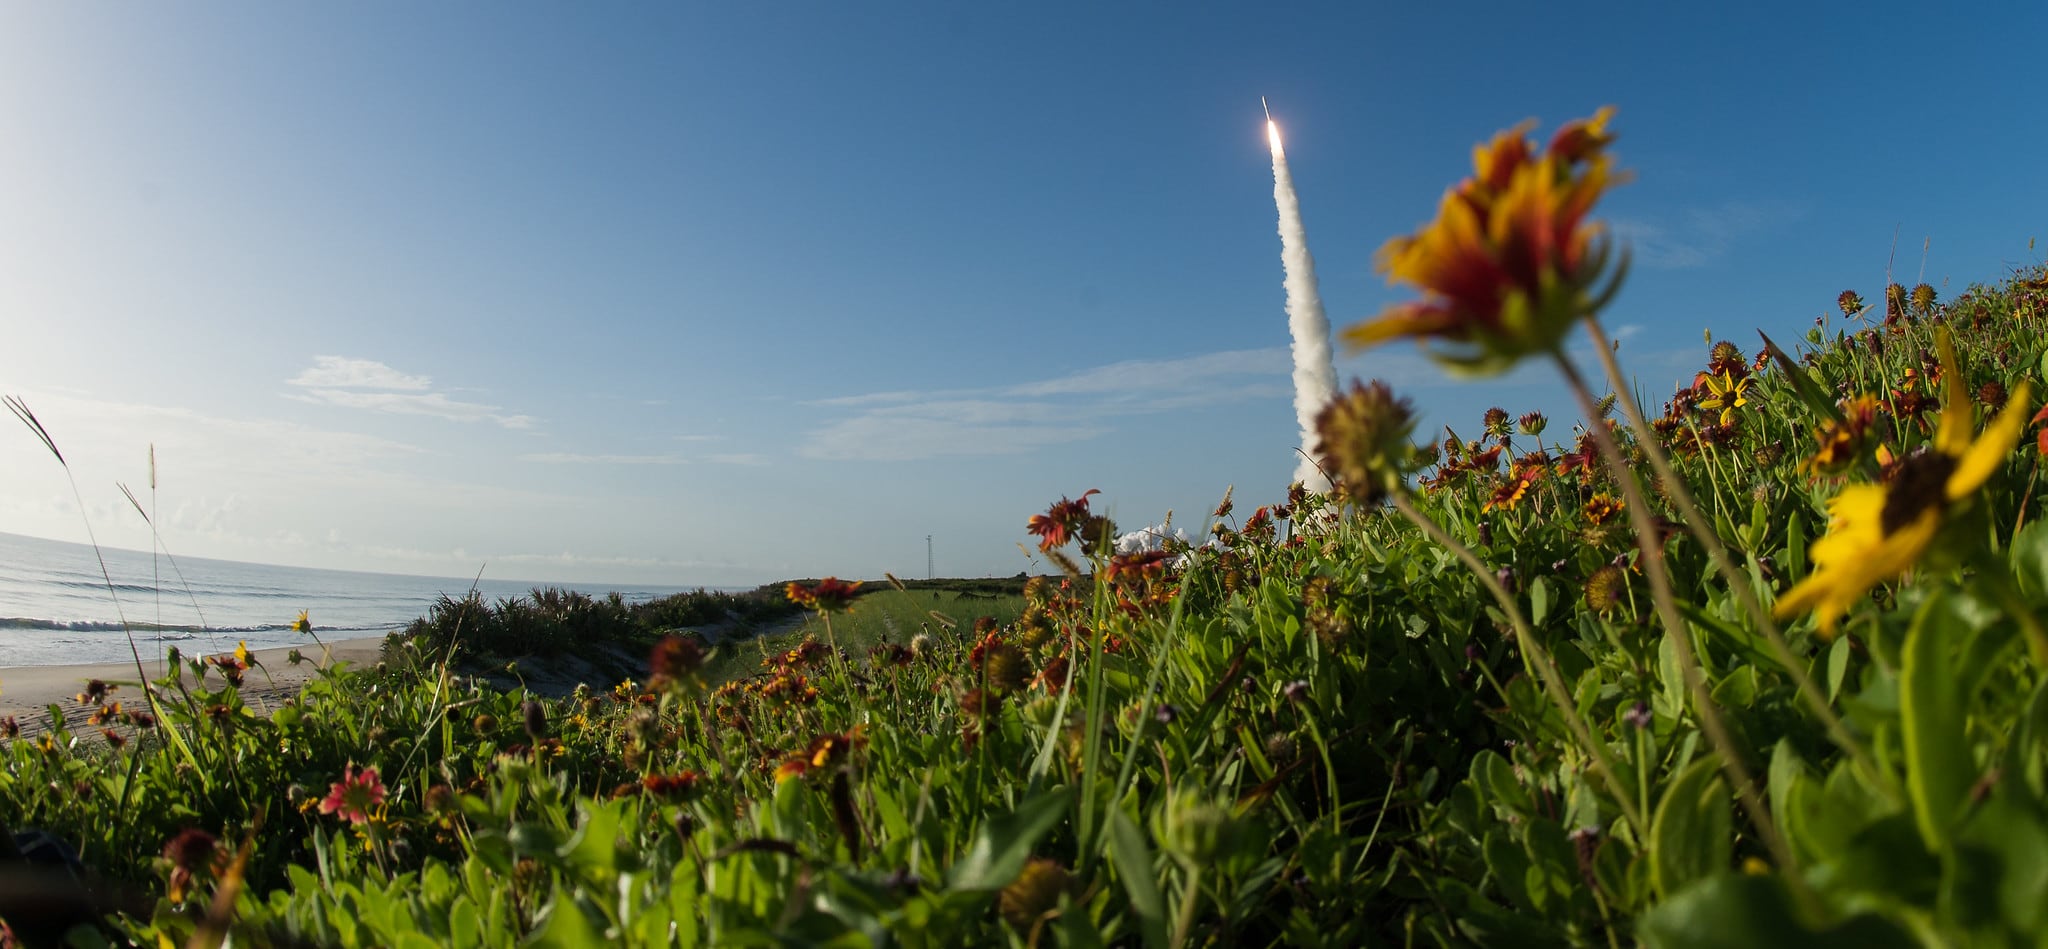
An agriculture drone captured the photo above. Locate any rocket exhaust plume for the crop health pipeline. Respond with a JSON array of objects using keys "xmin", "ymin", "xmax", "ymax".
[{"xmin": 1265, "ymin": 100, "xmax": 1337, "ymax": 492}]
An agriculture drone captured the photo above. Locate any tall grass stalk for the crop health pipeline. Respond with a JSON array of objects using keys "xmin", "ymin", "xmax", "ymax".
[{"xmin": 1549, "ymin": 352, "xmax": 1798, "ymax": 875}]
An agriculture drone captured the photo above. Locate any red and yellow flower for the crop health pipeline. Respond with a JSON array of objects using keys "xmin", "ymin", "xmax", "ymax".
[{"xmin": 1344, "ymin": 108, "xmax": 1628, "ymax": 375}]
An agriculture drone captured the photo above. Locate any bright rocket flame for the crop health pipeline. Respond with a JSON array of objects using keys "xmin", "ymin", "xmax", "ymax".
[{"xmin": 1266, "ymin": 120, "xmax": 1282, "ymax": 152}]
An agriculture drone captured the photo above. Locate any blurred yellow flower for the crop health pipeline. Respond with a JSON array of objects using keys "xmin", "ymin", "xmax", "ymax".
[
  {"xmin": 291, "ymin": 610, "xmax": 313, "ymax": 634},
  {"xmin": 1775, "ymin": 328, "xmax": 2033, "ymax": 635},
  {"xmin": 1344, "ymin": 108, "xmax": 1628, "ymax": 375}
]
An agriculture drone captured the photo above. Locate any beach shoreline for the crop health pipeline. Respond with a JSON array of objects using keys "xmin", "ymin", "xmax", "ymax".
[{"xmin": 0, "ymin": 637, "xmax": 387, "ymax": 737}]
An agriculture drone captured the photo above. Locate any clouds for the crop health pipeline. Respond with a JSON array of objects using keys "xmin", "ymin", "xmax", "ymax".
[
  {"xmin": 798, "ymin": 349, "xmax": 1301, "ymax": 461},
  {"xmin": 285, "ymin": 356, "xmax": 535, "ymax": 429},
  {"xmin": 517, "ymin": 449, "xmax": 766, "ymax": 466},
  {"xmin": 1611, "ymin": 202, "xmax": 1804, "ymax": 270}
]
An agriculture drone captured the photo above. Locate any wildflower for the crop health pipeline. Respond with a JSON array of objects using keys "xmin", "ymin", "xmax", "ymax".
[
  {"xmin": 101, "ymin": 727, "xmax": 126, "ymax": 749},
  {"xmin": 1707, "ymin": 341, "xmax": 1747, "ymax": 378},
  {"xmin": 1482, "ymin": 406, "xmax": 1512, "ymax": 438},
  {"xmin": 999, "ymin": 858, "xmax": 1071, "ymax": 931},
  {"xmin": 163, "ymin": 827, "xmax": 218, "ymax": 874},
  {"xmin": 318, "ymin": 765, "xmax": 388, "ymax": 825},
  {"xmin": 1484, "ymin": 469, "xmax": 1540, "ymax": 512},
  {"xmin": 1911, "ymin": 282, "xmax": 1937, "ymax": 315},
  {"xmin": 1884, "ymin": 283, "xmax": 1910, "ymax": 327},
  {"xmin": 1026, "ymin": 490, "xmax": 1101, "ymax": 552},
  {"xmin": 522, "ymin": 700, "xmax": 547, "ymax": 739},
  {"xmin": 290, "ymin": 610, "xmax": 313, "ymax": 635},
  {"xmin": 1978, "ymin": 381, "xmax": 2009, "ymax": 413},
  {"xmin": 1, "ymin": 716, "xmax": 16, "ymax": 739},
  {"xmin": 1517, "ymin": 411, "xmax": 1548, "ymax": 436},
  {"xmin": 1584, "ymin": 566, "xmax": 1626, "ymax": 613},
  {"xmin": 162, "ymin": 826, "xmax": 219, "ymax": 902},
  {"xmin": 1838, "ymin": 290, "xmax": 1864, "ymax": 318},
  {"xmin": 76, "ymin": 679, "xmax": 110, "ymax": 705},
  {"xmin": 1624, "ymin": 701, "xmax": 1653, "ymax": 730},
  {"xmin": 786, "ymin": 577, "xmax": 863, "ymax": 612},
  {"xmin": 641, "ymin": 771, "xmax": 702, "ymax": 800},
  {"xmin": 1583, "ymin": 493, "xmax": 1624, "ymax": 525},
  {"xmin": 1344, "ymin": 108, "xmax": 1627, "ymax": 375},
  {"xmin": 1801, "ymin": 394, "xmax": 1882, "ymax": 476},
  {"xmin": 1775, "ymin": 327, "xmax": 2034, "ymax": 635},
  {"xmin": 648, "ymin": 634, "xmax": 707, "ymax": 689},
  {"xmin": 208, "ymin": 649, "xmax": 247, "ymax": 687},
  {"xmin": 1695, "ymin": 370, "xmax": 1750, "ymax": 427}
]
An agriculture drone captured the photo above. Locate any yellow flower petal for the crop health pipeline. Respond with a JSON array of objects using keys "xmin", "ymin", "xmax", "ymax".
[
  {"xmin": 1947, "ymin": 380, "xmax": 2033, "ymax": 502},
  {"xmin": 1774, "ymin": 487, "xmax": 1940, "ymax": 636},
  {"xmin": 1932, "ymin": 327, "xmax": 1971, "ymax": 456}
]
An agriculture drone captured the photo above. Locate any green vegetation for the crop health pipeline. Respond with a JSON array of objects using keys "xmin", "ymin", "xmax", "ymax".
[
  {"xmin": 697, "ymin": 586, "xmax": 1029, "ymax": 687},
  {"xmin": 5, "ymin": 110, "xmax": 2048, "ymax": 946},
  {"xmin": 381, "ymin": 585, "xmax": 801, "ymax": 666}
]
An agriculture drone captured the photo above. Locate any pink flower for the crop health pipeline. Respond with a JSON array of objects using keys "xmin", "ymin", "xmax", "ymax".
[{"xmin": 318, "ymin": 764, "xmax": 387, "ymax": 824}]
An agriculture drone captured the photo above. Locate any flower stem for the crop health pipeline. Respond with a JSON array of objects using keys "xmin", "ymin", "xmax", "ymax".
[
  {"xmin": 1582, "ymin": 316, "xmax": 1880, "ymax": 783},
  {"xmin": 1389, "ymin": 490, "xmax": 1646, "ymax": 834},
  {"xmin": 1551, "ymin": 348, "xmax": 1796, "ymax": 873}
]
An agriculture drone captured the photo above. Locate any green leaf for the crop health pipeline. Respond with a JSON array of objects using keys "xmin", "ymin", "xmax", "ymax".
[
  {"xmin": 2009, "ymin": 519, "xmax": 2048, "ymax": 599},
  {"xmin": 1650, "ymin": 755, "xmax": 1732, "ymax": 900},
  {"xmin": 1638, "ymin": 874, "xmax": 1917, "ymax": 949},
  {"xmin": 1945, "ymin": 788, "xmax": 2048, "ymax": 936},
  {"xmin": 1825, "ymin": 635, "xmax": 1850, "ymax": 702},
  {"xmin": 1900, "ymin": 592, "xmax": 1973, "ymax": 852},
  {"xmin": 562, "ymin": 799, "xmax": 625, "ymax": 877},
  {"xmin": 1759, "ymin": 331, "xmax": 1849, "ymax": 430},
  {"xmin": 527, "ymin": 895, "xmax": 608, "ymax": 948},
  {"xmin": 1530, "ymin": 577, "xmax": 1552, "ymax": 626},
  {"xmin": 1785, "ymin": 509, "xmax": 1807, "ymax": 578},
  {"xmin": 948, "ymin": 787, "xmax": 1071, "ymax": 891},
  {"xmin": 1470, "ymin": 750, "xmax": 1536, "ymax": 818},
  {"xmin": 1105, "ymin": 809, "xmax": 1168, "ymax": 949}
]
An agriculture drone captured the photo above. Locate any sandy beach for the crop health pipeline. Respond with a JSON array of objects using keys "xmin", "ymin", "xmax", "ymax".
[{"xmin": 0, "ymin": 637, "xmax": 388, "ymax": 738}]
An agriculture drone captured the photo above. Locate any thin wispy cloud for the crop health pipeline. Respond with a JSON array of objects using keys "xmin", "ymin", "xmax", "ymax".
[
  {"xmin": 285, "ymin": 356, "xmax": 535, "ymax": 429},
  {"xmin": 800, "ymin": 348, "xmax": 1352, "ymax": 461},
  {"xmin": 520, "ymin": 452, "xmax": 689, "ymax": 465},
  {"xmin": 288, "ymin": 356, "xmax": 433, "ymax": 390},
  {"xmin": 1611, "ymin": 202, "xmax": 1802, "ymax": 270}
]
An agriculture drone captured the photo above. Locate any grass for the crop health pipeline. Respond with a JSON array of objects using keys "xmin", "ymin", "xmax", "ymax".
[{"xmin": 696, "ymin": 586, "xmax": 1029, "ymax": 686}]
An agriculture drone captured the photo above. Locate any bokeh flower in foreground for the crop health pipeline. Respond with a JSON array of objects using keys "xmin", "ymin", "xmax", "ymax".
[
  {"xmin": 1313, "ymin": 380, "xmax": 1418, "ymax": 505},
  {"xmin": 1344, "ymin": 107, "xmax": 1627, "ymax": 375},
  {"xmin": 318, "ymin": 764, "xmax": 387, "ymax": 825},
  {"xmin": 786, "ymin": 577, "xmax": 862, "ymax": 613},
  {"xmin": 1775, "ymin": 327, "xmax": 2033, "ymax": 635}
]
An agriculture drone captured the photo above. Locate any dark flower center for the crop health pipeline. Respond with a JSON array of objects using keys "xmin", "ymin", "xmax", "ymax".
[{"xmin": 1881, "ymin": 449, "xmax": 1959, "ymax": 535}]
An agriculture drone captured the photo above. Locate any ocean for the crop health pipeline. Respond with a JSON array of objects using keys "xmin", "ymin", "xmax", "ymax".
[{"xmin": 0, "ymin": 531, "xmax": 720, "ymax": 667}]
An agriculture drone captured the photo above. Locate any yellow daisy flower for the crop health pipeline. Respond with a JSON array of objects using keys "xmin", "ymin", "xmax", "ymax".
[
  {"xmin": 1695, "ymin": 370, "xmax": 1750, "ymax": 427},
  {"xmin": 1774, "ymin": 327, "xmax": 2032, "ymax": 635}
]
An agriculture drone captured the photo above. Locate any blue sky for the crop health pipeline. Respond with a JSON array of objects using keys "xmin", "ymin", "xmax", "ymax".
[{"xmin": 1, "ymin": 3, "xmax": 2042, "ymax": 586}]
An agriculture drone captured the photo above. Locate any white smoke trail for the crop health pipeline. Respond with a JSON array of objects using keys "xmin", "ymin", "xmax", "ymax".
[{"xmin": 1266, "ymin": 113, "xmax": 1337, "ymax": 492}]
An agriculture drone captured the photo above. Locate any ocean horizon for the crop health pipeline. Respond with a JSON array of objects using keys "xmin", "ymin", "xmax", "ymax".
[{"xmin": 0, "ymin": 531, "xmax": 731, "ymax": 667}]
